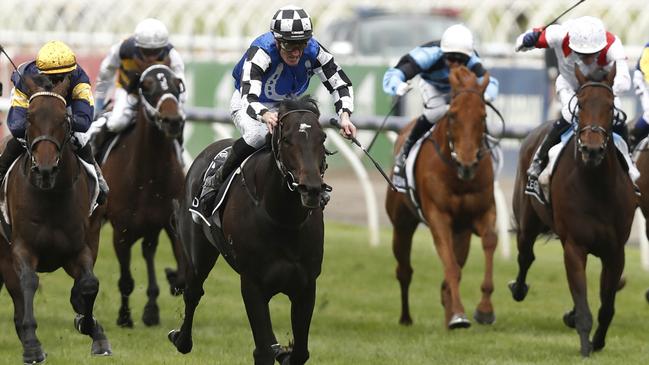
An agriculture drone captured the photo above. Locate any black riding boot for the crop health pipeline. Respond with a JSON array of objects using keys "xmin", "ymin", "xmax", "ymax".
[
  {"xmin": 0, "ymin": 137, "xmax": 25, "ymax": 183},
  {"xmin": 393, "ymin": 115, "xmax": 434, "ymax": 190},
  {"xmin": 77, "ymin": 143, "xmax": 110, "ymax": 205},
  {"xmin": 629, "ymin": 117, "xmax": 649, "ymax": 152},
  {"xmin": 90, "ymin": 123, "xmax": 116, "ymax": 160},
  {"xmin": 527, "ymin": 117, "xmax": 571, "ymax": 180},
  {"xmin": 197, "ymin": 138, "xmax": 256, "ymax": 217}
]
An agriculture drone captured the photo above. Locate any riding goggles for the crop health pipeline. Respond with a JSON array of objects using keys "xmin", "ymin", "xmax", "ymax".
[
  {"xmin": 445, "ymin": 52, "xmax": 470, "ymax": 64},
  {"xmin": 137, "ymin": 47, "xmax": 165, "ymax": 59},
  {"xmin": 279, "ymin": 40, "xmax": 308, "ymax": 52}
]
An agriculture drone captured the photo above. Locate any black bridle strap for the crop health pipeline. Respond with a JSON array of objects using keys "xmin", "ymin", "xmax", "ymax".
[{"xmin": 272, "ymin": 109, "xmax": 319, "ymax": 190}]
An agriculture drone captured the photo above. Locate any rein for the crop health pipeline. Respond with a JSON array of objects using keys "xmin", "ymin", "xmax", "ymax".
[{"xmin": 570, "ymin": 81, "xmax": 618, "ymax": 154}]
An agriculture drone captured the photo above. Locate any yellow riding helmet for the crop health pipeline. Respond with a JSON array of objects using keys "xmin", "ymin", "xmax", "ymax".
[{"xmin": 36, "ymin": 40, "xmax": 77, "ymax": 74}]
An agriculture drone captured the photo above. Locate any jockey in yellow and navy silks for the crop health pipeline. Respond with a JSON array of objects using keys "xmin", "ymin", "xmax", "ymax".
[
  {"xmin": 382, "ymin": 24, "xmax": 499, "ymax": 191},
  {"xmin": 628, "ymin": 43, "xmax": 649, "ymax": 150},
  {"xmin": 194, "ymin": 5, "xmax": 357, "ymax": 217},
  {"xmin": 92, "ymin": 18, "xmax": 186, "ymax": 134},
  {"xmin": 0, "ymin": 40, "xmax": 109, "ymax": 203}
]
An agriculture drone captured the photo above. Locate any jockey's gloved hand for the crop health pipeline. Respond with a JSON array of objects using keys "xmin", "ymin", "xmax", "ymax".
[
  {"xmin": 515, "ymin": 31, "xmax": 541, "ymax": 52},
  {"xmin": 395, "ymin": 82, "xmax": 411, "ymax": 97},
  {"xmin": 383, "ymin": 68, "xmax": 407, "ymax": 96}
]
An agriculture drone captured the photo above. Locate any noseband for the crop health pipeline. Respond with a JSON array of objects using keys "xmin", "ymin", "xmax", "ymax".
[
  {"xmin": 26, "ymin": 91, "xmax": 72, "ymax": 168},
  {"xmin": 138, "ymin": 66, "xmax": 186, "ymax": 130}
]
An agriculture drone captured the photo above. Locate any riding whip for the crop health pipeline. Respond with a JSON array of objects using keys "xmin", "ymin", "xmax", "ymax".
[
  {"xmin": 329, "ymin": 118, "xmax": 397, "ymax": 191},
  {"xmin": 516, "ymin": 0, "xmax": 587, "ymax": 51},
  {"xmin": 366, "ymin": 95, "xmax": 403, "ymax": 152}
]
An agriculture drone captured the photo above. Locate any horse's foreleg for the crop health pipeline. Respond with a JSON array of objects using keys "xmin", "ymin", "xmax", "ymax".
[
  {"xmin": 1, "ymin": 256, "xmax": 34, "ymax": 359},
  {"xmin": 592, "ymin": 251, "xmax": 624, "ymax": 352},
  {"xmin": 509, "ymin": 211, "xmax": 542, "ymax": 302},
  {"xmin": 65, "ymin": 249, "xmax": 112, "ymax": 357},
  {"xmin": 113, "ymin": 234, "xmax": 135, "ymax": 327},
  {"xmin": 142, "ymin": 234, "xmax": 161, "ymax": 326},
  {"xmin": 164, "ymin": 224, "xmax": 187, "ymax": 296},
  {"xmin": 241, "ymin": 276, "xmax": 277, "ymax": 365},
  {"xmin": 13, "ymin": 254, "xmax": 45, "ymax": 364},
  {"xmin": 390, "ymin": 211, "xmax": 419, "ymax": 326},
  {"xmin": 563, "ymin": 242, "xmax": 592, "ymax": 357},
  {"xmin": 287, "ymin": 281, "xmax": 316, "ymax": 365},
  {"xmin": 426, "ymin": 211, "xmax": 468, "ymax": 329},
  {"xmin": 168, "ymin": 241, "xmax": 218, "ymax": 354},
  {"xmin": 474, "ymin": 210, "xmax": 497, "ymax": 325}
]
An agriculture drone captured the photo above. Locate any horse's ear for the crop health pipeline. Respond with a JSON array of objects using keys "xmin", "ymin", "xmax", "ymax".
[
  {"xmin": 575, "ymin": 66, "xmax": 587, "ymax": 86},
  {"xmin": 479, "ymin": 71, "xmax": 490, "ymax": 94},
  {"xmin": 53, "ymin": 74, "xmax": 70, "ymax": 96},
  {"xmin": 606, "ymin": 62, "xmax": 617, "ymax": 86}
]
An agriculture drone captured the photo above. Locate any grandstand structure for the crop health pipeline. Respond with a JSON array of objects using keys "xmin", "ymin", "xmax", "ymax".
[{"xmin": 0, "ymin": 0, "xmax": 647, "ymax": 59}]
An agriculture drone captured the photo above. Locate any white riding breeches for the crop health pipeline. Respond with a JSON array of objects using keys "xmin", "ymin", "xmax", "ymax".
[
  {"xmin": 419, "ymin": 79, "xmax": 450, "ymax": 124},
  {"xmin": 106, "ymin": 87, "xmax": 138, "ymax": 133},
  {"xmin": 634, "ymin": 69, "xmax": 649, "ymax": 121},
  {"xmin": 230, "ymin": 90, "xmax": 276, "ymax": 149}
]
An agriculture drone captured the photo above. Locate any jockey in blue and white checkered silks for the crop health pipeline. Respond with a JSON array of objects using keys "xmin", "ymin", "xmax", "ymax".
[
  {"xmin": 195, "ymin": 4, "xmax": 357, "ymax": 216},
  {"xmin": 382, "ymin": 24, "xmax": 500, "ymax": 191},
  {"xmin": 90, "ymin": 18, "xmax": 186, "ymax": 137},
  {"xmin": 1, "ymin": 40, "xmax": 109, "ymax": 204}
]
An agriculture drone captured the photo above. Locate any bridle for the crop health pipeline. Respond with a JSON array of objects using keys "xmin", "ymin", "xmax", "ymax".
[
  {"xmin": 570, "ymin": 81, "xmax": 621, "ymax": 153},
  {"xmin": 138, "ymin": 65, "xmax": 186, "ymax": 131},
  {"xmin": 272, "ymin": 109, "xmax": 328, "ymax": 192},
  {"xmin": 25, "ymin": 91, "xmax": 72, "ymax": 169}
]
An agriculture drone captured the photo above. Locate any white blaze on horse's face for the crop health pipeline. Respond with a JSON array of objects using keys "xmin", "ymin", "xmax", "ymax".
[
  {"xmin": 156, "ymin": 72, "xmax": 169, "ymax": 91},
  {"xmin": 299, "ymin": 123, "xmax": 311, "ymax": 138}
]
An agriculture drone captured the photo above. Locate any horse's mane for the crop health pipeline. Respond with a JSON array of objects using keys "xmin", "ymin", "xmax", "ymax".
[
  {"xmin": 586, "ymin": 68, "xmax": 609, "ymax": 82},
  {"xmin": 279, "ymin": 95, "xmax": 320, "ymax": 117},
  {"xmin": 29, "ymin": 75, "xmax": 55, "ymax": 91}
]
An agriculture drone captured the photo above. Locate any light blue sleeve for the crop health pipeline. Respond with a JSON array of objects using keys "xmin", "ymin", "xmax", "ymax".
[
  {"xmin": 480, "ymin": 76, "xmax": 499, "ymax": 102},
  {"xmin": 383, "ymin": 68, "xmax": 406, "ymax": 96},
  {"xmin": 408, "ymin": 46, "xmax": 444, "ymax": 70}
]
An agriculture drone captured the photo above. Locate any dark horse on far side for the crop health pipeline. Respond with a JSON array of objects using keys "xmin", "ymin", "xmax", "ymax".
[
  {"xmin": 90, "ymin": 64, "xmax": 187, "ymax": 327},
  {"xmin": 509, "ymin": 65, "xmax": 635, "ymax": 356},
  {"xmin": 386, "ymin": 65, "xmax": 498, "ymax": 330},
  {"xmin": 0, "ymin": 75, "xmax": 111, "ymax": 364},
  {"xmin": 169, "ymin": 97, "xmax": 329, "ymax": 365}
]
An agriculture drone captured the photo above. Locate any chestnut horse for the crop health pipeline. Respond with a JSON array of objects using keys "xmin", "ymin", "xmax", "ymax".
[
  {"xmin": 90, "ymin": 64, "xmax": 186, "ymax": 327},
  {"xmin": 0, "ymin": 75, "xmax": 111, "ymax": 363},
  {"xmin": 169, "ymin": 97, "xmax": 329, "ymax": 364},
  {"xmin": 386, "ymin": 66, "xmax": 497, "ymax": 329},
  {"xmin": 509, "ymin": 66, "xmax": 635, "ymax": 356}
]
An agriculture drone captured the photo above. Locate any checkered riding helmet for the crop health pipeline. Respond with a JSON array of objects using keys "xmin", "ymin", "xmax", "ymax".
[{"xmin": 270, "ymin": 5, "xmax": 313, "ymax": 41}]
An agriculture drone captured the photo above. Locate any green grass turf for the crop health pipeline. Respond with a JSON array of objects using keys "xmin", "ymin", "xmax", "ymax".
[{"xmin": 1, "ymin": 222, "xmax": 648, "ymax": 364}]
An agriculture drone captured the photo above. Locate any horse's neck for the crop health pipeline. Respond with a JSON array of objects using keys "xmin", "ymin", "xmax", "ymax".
[
  {"xmin": 133, "ymin": 110, "xmax": 177, "ymax": 170},
  {"xmin": 568, "ymin": 141, "xmax": 622, "ymax": 186},
  {"xmin": 255, "ymin": 153, "xmax": 309, "ymax": 225}
]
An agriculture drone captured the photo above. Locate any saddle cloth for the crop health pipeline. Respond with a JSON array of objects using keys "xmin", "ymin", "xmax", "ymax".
[
  {"xmin": 402, "ymin": 128, "xmax": 503, "ymax": 224},
  {"xmin": 538, "ymin": 130, "xmax": 639, "ymax": 204}
]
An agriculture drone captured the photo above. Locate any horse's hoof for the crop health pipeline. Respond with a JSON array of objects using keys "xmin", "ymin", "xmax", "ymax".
[
  {"xmin": 168, "ymin": 329, "xmax": 192, "ymax": 354},
  {"xmin": 399, "ymin": 315, "xmax": 413, "ymax": 326},
  {"xmin": 23, "ymin": 347, "xmax": 46, "ymax": 365},
  {"xmin": 448, "ymin": 314, "xmax": 471, "ymax": 329},
  {"xmin": 142, "ymin": 303, "xmax": 160, "ymax": 326},
  {"xmin": 563, "ymin": 309, "xmax": 576, "ymax": 329},
  {"xmin": 508, "ymin": 280, "xmax": 529, "ymax": 302},
  {"xmin": 580, "ymin": 342, "xmax": 593, "ymax": 357},
  {"xmin": 116, "ymin": 307, "xmax": 134, "ymax": 328},
  {"xmin": 473, "ymin": 310, "xmax": 496, "ymax": 325},
  {"xmin": 592, "ymin": 337, "xmax": 605, "ymax": 352},
  {"xmin": 645, "ymin": 288, "xmax": 649, "ymax": 303},
  {"xmin": 91, "ymin": 339, "xmax": 113, "ymax": 356}
]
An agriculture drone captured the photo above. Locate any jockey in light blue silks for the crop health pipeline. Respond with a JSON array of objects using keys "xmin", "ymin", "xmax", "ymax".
[
  {"xmin": 382, "ymin": 24, "xmax": 499, "ymax": 192},
  {"xmin": 194, "ymin": 5, "xmax": 357, "ymax": 217}
]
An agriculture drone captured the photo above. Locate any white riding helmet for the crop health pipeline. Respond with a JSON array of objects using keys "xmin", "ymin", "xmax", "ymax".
[
  {"xmin": 134, "ymin": 18, "xmax": 169, "ymax": 49},
  {"xmin": 568, "ymin": 16, "xmax": 607, "ymax": 54},
  {"xmin": 440, "ymin": 24, "xmax": 474, "ymax": 57}
]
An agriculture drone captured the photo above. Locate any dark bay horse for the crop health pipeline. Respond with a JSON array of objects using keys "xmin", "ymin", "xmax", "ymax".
[
  {"xmin": 90, "ymin": 64, "xmax": 187, "ymax": 327},
  {"xmin": 0, "ymin": 75, "xmax": 111, "ymax": 363},
  {"xmin": 169, "ymin": 97, "xmax": 328, "ymax": 365},
  {"xmin": 386, "ymin": 66, "xmax": 497, "ymax": 329},
  {"xmin": 509, "ymin": 66, "xmax": 635, "ymax": 356},
  {"xmin": 633, "ymin": 140, "xmax": 649, "ymax": 302}
]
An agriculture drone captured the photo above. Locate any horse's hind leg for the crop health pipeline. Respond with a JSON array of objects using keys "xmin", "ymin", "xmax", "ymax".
[
  {"xmin": 387, "ymin": 198, "xmax": 419, "ymax": 325},
  {"xmin": 66, "ymin": 250, "xmax": 112, "ymax": 357},
  {"xmin": 509, "ymin": 208, "xmax": 543, "ymax": 302},
  {"xmin": 474, "ymin": 209, "xmax": 498, "ymax": 325},
  {"xmin": 563, "ymin": 242, "xmax": 593, "ymax": 357},
  {"xmin": 164, "ymin": 224, "xmax": 187, "ymax": 296},
  {"xmin": 241, "ymin": 277, "xmax": 278, "ymax": 365},
  {"xmin": 592, "ymin": 251, "xmax": 624, "ymax": 352},
  {"xmin": 113, "ymin": 233, "xmax": 136, "ymax": 327},
  {"xmin": 142, "ymin": 233, "xmax": 161, "ymax": 326},
  {"xmin": 168, "ymin": 237, "xmax": 218, "ymax": 354}
]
